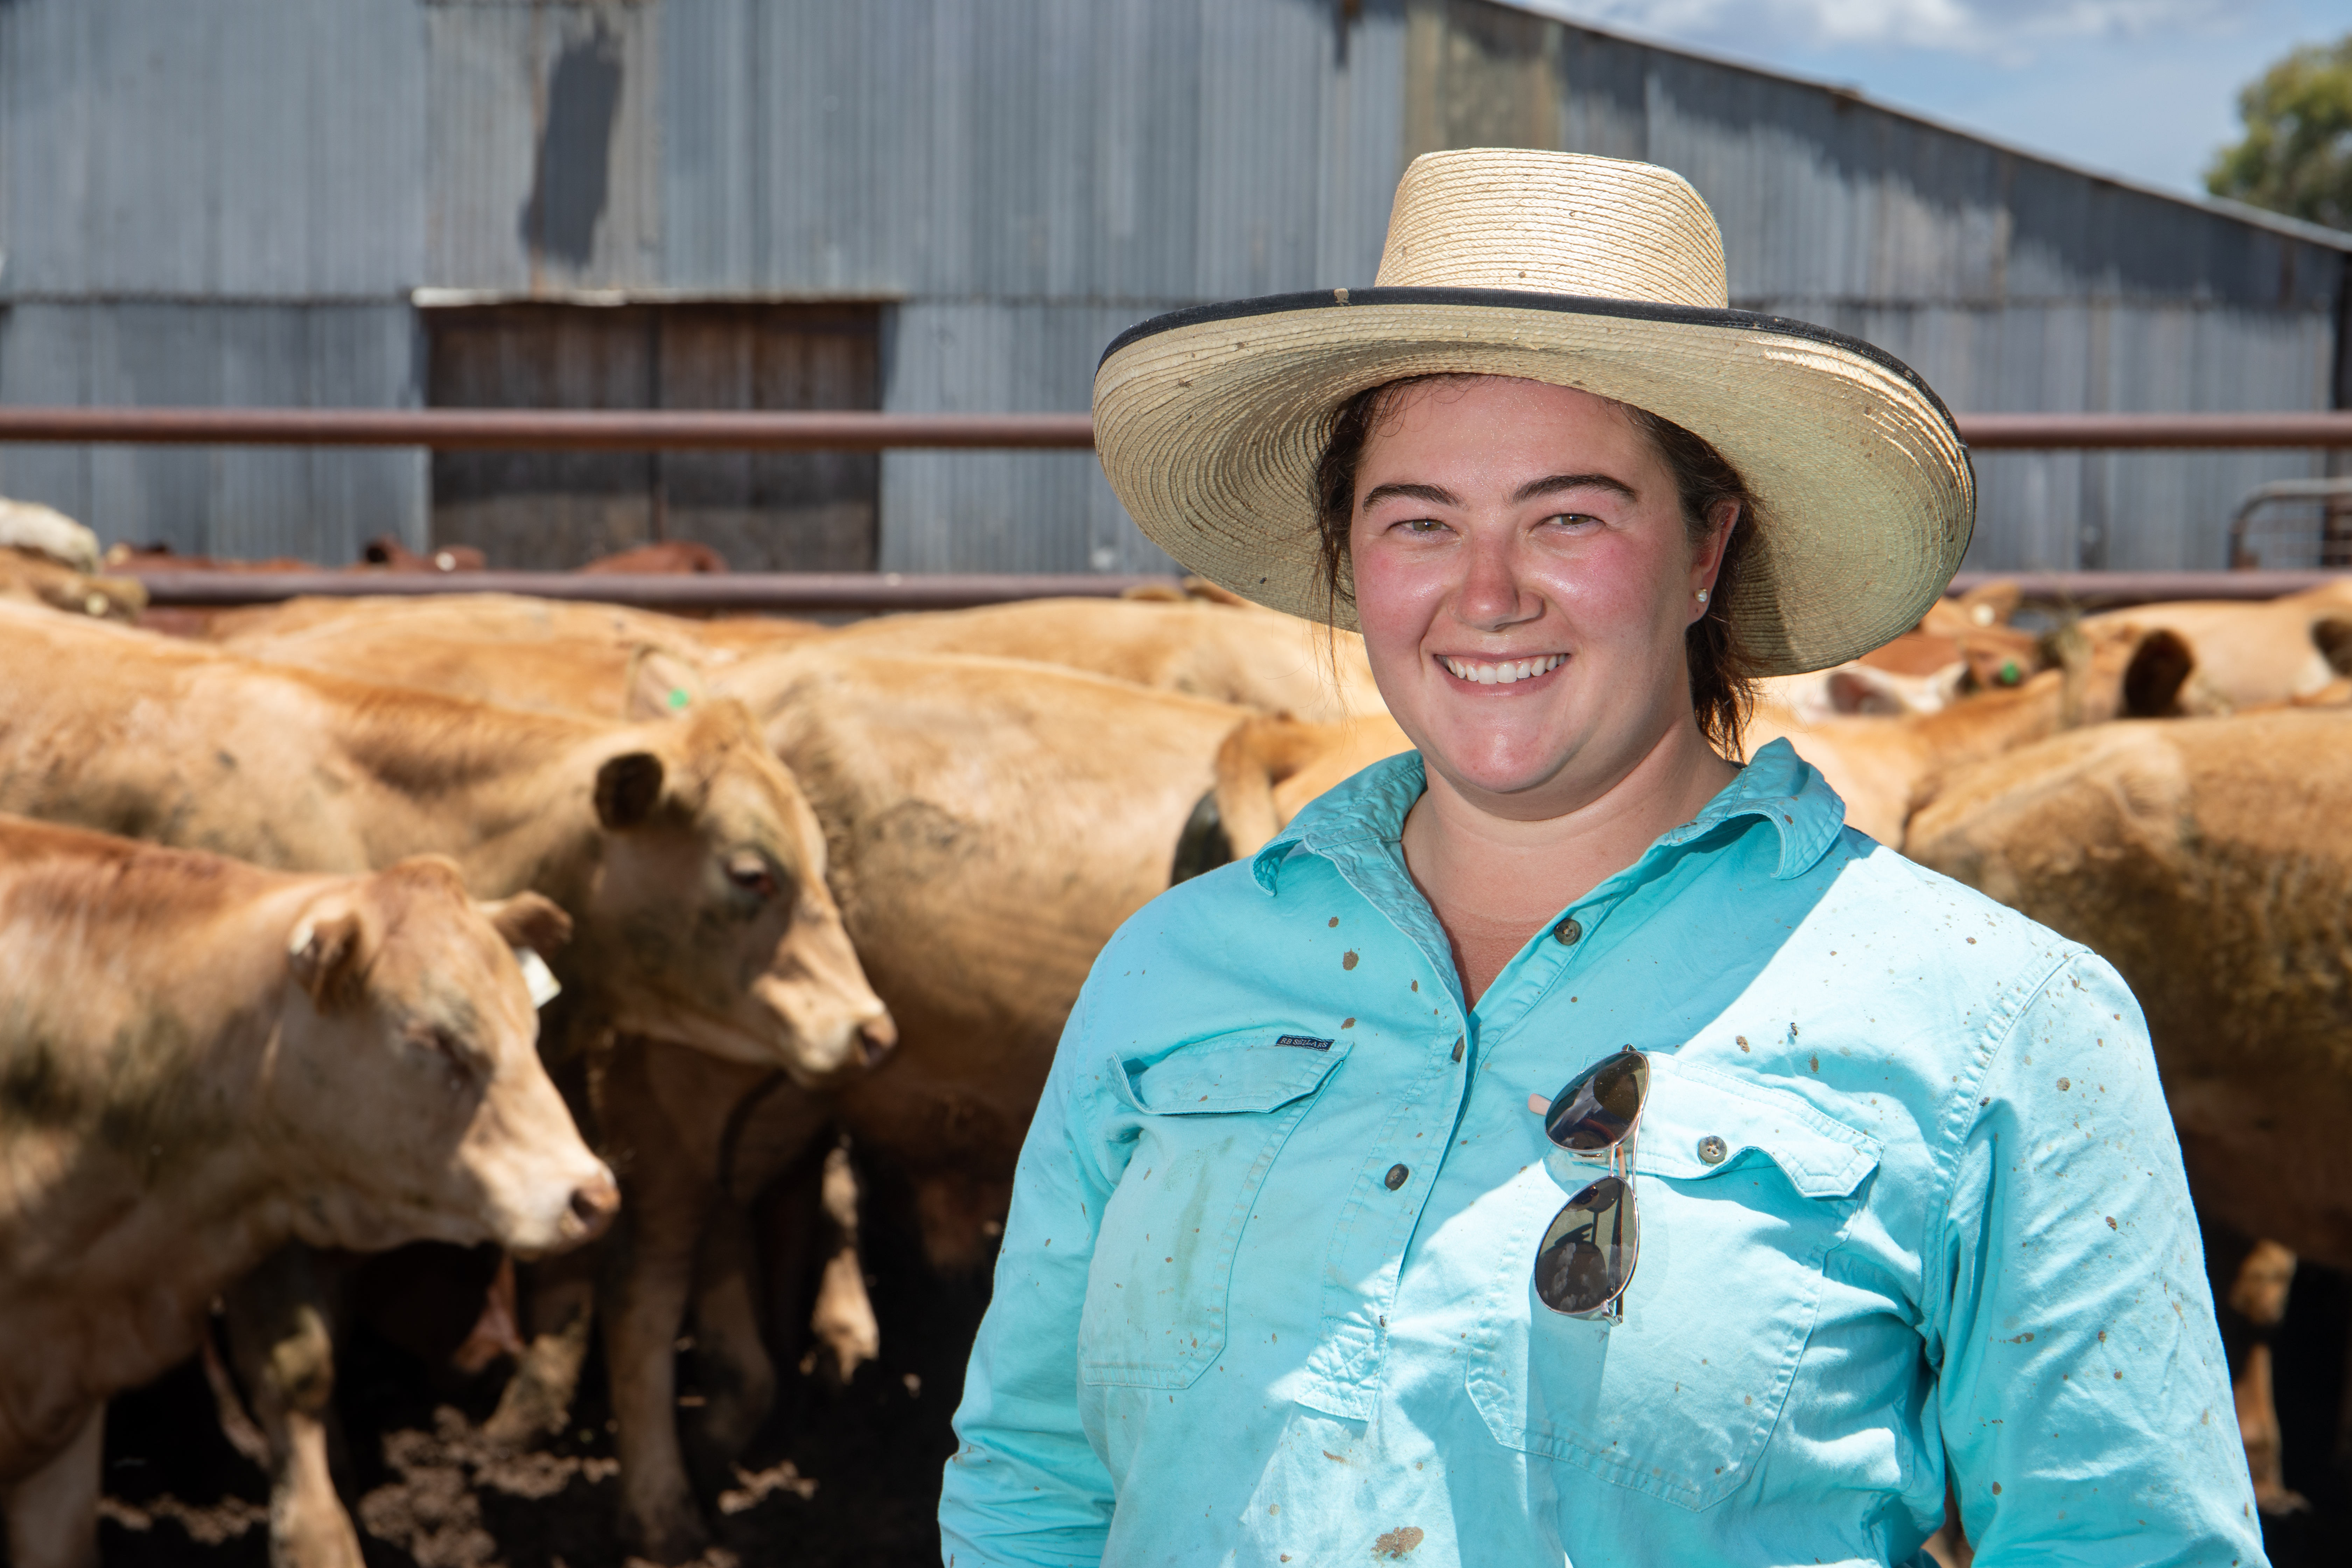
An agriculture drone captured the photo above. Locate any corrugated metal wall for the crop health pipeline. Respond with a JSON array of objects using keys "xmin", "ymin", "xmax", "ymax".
[
  {"xmin": 0, "ymin": 0, "xmax": 428, "ymax": 559},
  {"xmin": 0, "ymin": 0, "xmax": 2342, "ymax": 572}
]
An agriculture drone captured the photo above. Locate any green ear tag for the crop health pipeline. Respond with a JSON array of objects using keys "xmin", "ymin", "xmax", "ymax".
[{"xmin": 667, "ymin": 688, "xmax": 691, "ymax": 710}]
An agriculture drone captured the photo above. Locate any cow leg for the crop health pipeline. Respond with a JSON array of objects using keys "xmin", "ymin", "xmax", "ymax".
[
  {"xmin": 2225, "ymin": 1238, "xmax": 2304, "ymax": 1512},
  {"xmin": 808, "ymin": 1142, "xmax": 880, "ymax": 1386},
  {"xmin": 602, "ymin": 1198, "xmax": 710, "ymax": 1564},
  {"xmin": 483, "ymin": 1244, "xmax": 601, "ymax": 1449},
  {"xmin": 682, "ymin": 1194, "xmax": 776, "ymax": 1483},
  {"xmin": 222, "ymin": 1247, "xmax": 368, "ymax": 1568},
  {"xmin": 593, "ymin": 1036, "xmax": 722, "ymax": 1564},
  {"xmin": 2, "ymin": 1402, "xmax": 103, "ymax": 1568}
]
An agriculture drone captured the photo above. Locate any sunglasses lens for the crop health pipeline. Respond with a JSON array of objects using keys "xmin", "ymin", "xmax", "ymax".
[
  {"xmin": 1534, "ymin": 1174, "xmax": 1638, "ymax": 1316},
  {"xmin": 1544, "ymin": 1050, "xmax": 1649, "ymax": 1152}
]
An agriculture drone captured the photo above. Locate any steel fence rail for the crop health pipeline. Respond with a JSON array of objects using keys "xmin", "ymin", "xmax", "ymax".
[
  {"xmin": 123, "ymin": 570, "xmax": 1180, "ymax": 612},
  {"xmin": 1943, "ymin": 570, "xmax": 2345, "ymax": 605},
  {"xmin": 0, "ymin": 408, "xmax": 1099, "ymax": 450},
  {"xmin": 117, "ymin": 567, "xmax": 2348, "ymax": 612},
  {"xmin": 5, "ymin": 407, "xmax": 2352, "ymax": 450},
  {"xmin": 1955, "ymin": 413, "xmax": 2352, "ymax": 449}
]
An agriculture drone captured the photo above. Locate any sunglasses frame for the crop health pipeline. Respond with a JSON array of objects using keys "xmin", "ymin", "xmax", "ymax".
[{"xmin": 1534, "ymin": 1046, "xmax": 1650, "ymax": 1322}]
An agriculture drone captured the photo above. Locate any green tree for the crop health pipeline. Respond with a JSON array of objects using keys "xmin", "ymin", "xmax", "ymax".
[{"xmin": 2206, "ymin": 34, "xmax": 2352, "ymax": 231}]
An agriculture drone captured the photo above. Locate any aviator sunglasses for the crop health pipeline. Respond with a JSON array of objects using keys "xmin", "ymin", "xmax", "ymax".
[{"xmin": 1533, "ymin": 1046, "xmax": 1650, "ymax": 1320}]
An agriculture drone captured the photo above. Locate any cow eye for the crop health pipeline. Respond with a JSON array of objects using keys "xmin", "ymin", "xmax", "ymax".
[
  {"xmin": 415, "ymin": 1028, "xmax": 481, "ymax": 1090},
  {"xmin": 725, "ymin": 852, "xmax": 780, "ymax": 900}
]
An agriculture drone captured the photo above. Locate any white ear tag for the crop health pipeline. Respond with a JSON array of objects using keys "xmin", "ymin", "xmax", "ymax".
[{"xmin": 513, "ymin": 947, "xmax": 562, "ymax": 1009}]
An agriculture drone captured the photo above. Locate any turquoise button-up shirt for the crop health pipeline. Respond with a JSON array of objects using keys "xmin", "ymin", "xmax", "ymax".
[{"xmin": 940, "ymin": 741, "xmax": 2263, "ymax": 1568}]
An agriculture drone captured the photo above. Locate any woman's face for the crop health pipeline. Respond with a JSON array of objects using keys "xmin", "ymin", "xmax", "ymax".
[{"xmin": 1348, "ymin": 376, "xmax": 1729, "ymax": 819}]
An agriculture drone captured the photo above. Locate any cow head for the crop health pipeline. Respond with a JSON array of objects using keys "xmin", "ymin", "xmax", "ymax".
[
  {"xmin": 274, "ymin": 856, "xmax": 618, "ymax": 1258},
  {"xmin": 570, "ymin": 697, "xmax": 894, "ymax": 1082},
  {"xmin": 2048, "ymin": 621, "xmax": 2197, "ymax": 724}
]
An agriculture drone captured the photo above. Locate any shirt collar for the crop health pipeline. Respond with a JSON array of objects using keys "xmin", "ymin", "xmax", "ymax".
[{"xmin": 1250, "ymin": 737, "xmax": 1845, "ymax": 894}]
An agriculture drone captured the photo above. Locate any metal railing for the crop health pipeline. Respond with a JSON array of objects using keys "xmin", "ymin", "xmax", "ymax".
[
  {"xmin": 1, "ymin": 407, "xmax": 2350, "ymax": 451},
  {"xmin": 121, "ymin": 570, "xmax": 1175, "ymax": 612},
  {"xmin": 7, "ymin": 405, "xmax": 2347, "ymax": 610}
]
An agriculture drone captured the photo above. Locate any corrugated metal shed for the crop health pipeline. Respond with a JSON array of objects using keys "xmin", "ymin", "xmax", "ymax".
[{"xmin": 0, "ymin": 0, "xmax": 2343, "ymax": 572}]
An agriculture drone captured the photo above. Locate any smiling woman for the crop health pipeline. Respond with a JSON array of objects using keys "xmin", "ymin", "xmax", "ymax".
[
  {"xmin": 940, "ymin": 149, "xmax": 2261, "ymax": 1568},
  {"xmin": 1316, "ymin": 376, "xmax": 1759, "ymax": 758}
]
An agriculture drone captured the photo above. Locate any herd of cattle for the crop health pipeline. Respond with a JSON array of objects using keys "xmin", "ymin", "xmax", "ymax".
[{"xmin": 1, "ymin": 498, "xmax": 2349, "ymax": 1565}]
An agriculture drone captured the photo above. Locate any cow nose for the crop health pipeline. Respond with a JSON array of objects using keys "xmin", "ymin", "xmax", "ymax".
[
  {"xmin": 858, "ymin": 1013, "xmax": 898, "ymax": 1069},
  {"xmin": 560, "ymin": 1171, "xmax": 621, "ymax": 1244}
]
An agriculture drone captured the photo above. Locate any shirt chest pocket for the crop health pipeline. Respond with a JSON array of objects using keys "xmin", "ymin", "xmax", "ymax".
[
  {"xmin": 1079, "ymin": 1032, "xmax": 1350, "ymax": 1390},
  {"xmin": 1465, "ymin": 1055, "xmax": 1882, "ymax": 1510}
]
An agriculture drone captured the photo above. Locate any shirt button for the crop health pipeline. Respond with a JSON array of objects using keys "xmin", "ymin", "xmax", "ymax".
[
  {"xmin": 1552, "ymin": 916, "xmax": 1583, "ymax": 945},
  {"xmin": 1698, "ymin": 1135, "xmax": 1728, "ymax": 1165},
  {"xmin": 1385, "ymin": 1163, "xmax": 1410, "ymax": 1190}
]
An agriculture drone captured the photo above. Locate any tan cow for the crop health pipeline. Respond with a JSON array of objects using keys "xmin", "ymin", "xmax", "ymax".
[
  {"xmin": 0, "ymin": 602, "xmax": 889, "ymax": 1565},
  {"xmin": 815, "ymin": 591, "xmax": 1386, "ymax": 722},
  {"xmin": 1750, "ymin": 624, "xmax": 2194, "ymax": 846},
  {"xmin": 0, "ymin": 602, "xmax": 885, "ymax": 1076},
  {"xmin": 0, "ymin": 549, "xmax": 146, "ymax": 625},
  {"xmin": 1904, "ymin": 709, "xmax": 2352, "ymax": 1513},
  {"xmin": 1202, "ymin": 625, "xmax": 2194, "ymax": 858},
  {"xmin": 502, "ymin": 647, "xmax": 1253, "ymax": 1562},
  {"xmin": 0, "ymin": 817, "xmax": 616, "ymax": 1568},
  {"xmin": 2082, "ymin": 587, "xmax": 2352, "ymax": 712},
  {"xmin": 202, "ymin": 591, "xmax": 792, "ymax": 719},
  {"xmin": 221, "ymin": 586, "xmax": 1379, "ymax": 729}
]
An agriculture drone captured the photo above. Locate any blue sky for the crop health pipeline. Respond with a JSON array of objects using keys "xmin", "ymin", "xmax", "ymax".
[{"xmin": 1519, "ymin": 0, "xmax": 2348, "ymax": 202}]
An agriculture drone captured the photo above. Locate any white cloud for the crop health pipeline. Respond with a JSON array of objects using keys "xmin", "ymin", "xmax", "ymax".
[{"xmin": 1541, "ymin": 0, "xmax": 2242, "ymax": 57}]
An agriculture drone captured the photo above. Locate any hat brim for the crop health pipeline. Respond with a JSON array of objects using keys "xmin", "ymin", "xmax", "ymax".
[{"xmin": 1092, "ymin": 287, "xmax": 1974, "ymax": 677}]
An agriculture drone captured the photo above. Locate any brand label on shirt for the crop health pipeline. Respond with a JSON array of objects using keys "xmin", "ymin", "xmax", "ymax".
[{"xmin": 1275, "ymin": 1034, "xmax": 1334, "ymax": 1051}]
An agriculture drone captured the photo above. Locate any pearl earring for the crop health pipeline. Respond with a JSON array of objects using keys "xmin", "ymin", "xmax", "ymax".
[{"xmin": 1695, "ymin": 588, "xmax": 1709, "ymax": 603}]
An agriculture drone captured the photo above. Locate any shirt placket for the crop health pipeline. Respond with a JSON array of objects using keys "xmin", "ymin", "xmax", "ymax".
[
  {"xmin": 1291, "ymin": 839, "xmax": 1633, "ymax": 1419},
  {"xmin": 1287, "ymin": 835, "xmax": 1473, "ymax": 1419}
]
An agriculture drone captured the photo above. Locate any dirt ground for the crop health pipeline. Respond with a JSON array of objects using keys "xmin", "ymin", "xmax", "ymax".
[
  {"xmin": 97, "ymin": 1209, "xmax": 992, "ymax": 1568},
  {"xmin": 89, "ymin": 1236, "xmax": 2352, "ymax": 1567}
]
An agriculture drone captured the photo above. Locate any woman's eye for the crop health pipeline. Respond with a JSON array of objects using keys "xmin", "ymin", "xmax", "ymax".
[
  {"xmin": 1541, "ymin": 512, "xmax": 1600, "ymax": 530},
  {"xmin": 1398, "ymin": 517, "xmax": 1449, "ymax": 535}
]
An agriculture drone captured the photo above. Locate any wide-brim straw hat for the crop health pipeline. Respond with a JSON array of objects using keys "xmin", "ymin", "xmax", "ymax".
[{"xmin": 1092, "ymin": 149, "xmax": 1974, "ymax": 676}]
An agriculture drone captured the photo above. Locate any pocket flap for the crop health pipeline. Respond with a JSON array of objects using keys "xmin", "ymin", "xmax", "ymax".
[
  {"xmin": 1115, "ymin": 1032, "xmax": 1353, "ymax": 1115},
  {"xmin": 1630, "ymin": 1056, "xmax": 1880, "ymax": 1198}
]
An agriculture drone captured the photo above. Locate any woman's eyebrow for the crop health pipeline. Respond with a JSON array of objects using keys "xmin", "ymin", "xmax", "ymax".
[
  {"xmin": 1360, "ymin": 481, "xmax": 1457, "ymax": 509},
  {"xmin": 1514, "ymin": 472, "xmax": 1638, "ymax": 503}
]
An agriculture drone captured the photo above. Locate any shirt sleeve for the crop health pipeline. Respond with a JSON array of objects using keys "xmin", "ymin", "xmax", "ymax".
[
  {"xmin": 939, "ymin": 984, "xmax": 1124, "ymax": 1568},
  {"xmin": 1927, "ymin": 951, "xmax": 2266, "ymax": 1566}
]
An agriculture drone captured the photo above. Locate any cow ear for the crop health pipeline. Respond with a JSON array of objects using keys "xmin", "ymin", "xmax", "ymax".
[
  {"xmin": 2122, "ymin": 628, "xmax": 2196, "ymax": 717},
  {"xmin": 2311, "ymin": 617, "xmax": 2352, "ymax": 677},
  {"xmin": 594, "ymin": 752, "xmax": 666, "ymax": 830},
  {"xmin": 482, "ymin": 891, "xmax": 572, "ymax": 958},
  {"xmin": 622, "ymin": 645, "xmax": 708, "ymax": 723},
  {"xmin": 288, "ymin": 907, "xmax": 372, "ymax": 1011}
]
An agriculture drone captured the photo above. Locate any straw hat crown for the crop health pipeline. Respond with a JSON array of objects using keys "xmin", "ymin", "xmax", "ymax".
[
  {"xmin": 1092, "ymin": 148, "xmax": 1975, "ymax": 676},
  {"xmin": 1374, "ymin": 149, "xmax": 1729, "ymax": 309}
]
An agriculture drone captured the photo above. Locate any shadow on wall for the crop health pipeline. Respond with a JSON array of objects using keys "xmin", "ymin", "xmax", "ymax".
[{"xmin": 518, "ymin": 22, "xmax": 623, "ymax": 269}]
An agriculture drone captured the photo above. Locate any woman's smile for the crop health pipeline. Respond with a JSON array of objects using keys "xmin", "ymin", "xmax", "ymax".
[{"xmin": 1437, "ymin": 652, "xmax": 1569, "ymax": 686}]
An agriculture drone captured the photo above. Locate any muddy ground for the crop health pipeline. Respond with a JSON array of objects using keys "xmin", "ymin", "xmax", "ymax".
[
  {"xmin": 98, "ymin": 1206, "xmax": 991, "ymax": 1568},
  {"xmin": 90, "ymin": 1238, "xmax": 2352, "ymax": 1567}
]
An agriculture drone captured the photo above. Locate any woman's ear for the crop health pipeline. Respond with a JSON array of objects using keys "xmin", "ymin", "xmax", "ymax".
[{"xmin": 1691, "ymin": 498, "xmax": 1740, "ymax": 589}]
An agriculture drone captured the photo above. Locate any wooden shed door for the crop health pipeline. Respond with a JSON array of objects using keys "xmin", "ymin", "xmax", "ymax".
[{"xmin": 424, "ymin": 302, "xmax": 881, "ymax": 570}]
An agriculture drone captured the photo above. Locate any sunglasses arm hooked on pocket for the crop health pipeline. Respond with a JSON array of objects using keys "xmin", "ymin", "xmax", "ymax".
[{"xmin": 1528, "ymin": 1046, "xmax": 1650, "ymax": 1324}]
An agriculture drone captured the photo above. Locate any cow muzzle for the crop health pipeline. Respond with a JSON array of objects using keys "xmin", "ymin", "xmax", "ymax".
[
  {"xmin": 556, "ymin": 1168, "xmax": 622, "ymax": 1247},
  {"xmin": 751, "ymin": 974, "xmax": 898, "ymax": 1083}
]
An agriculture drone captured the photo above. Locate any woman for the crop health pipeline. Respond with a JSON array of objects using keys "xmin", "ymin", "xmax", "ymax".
[{"xmin": 939, "ymin": 151, "xmax": 2258, "ymax": 1567}]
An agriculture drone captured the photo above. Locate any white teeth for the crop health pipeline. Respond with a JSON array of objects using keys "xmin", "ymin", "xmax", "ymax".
[{"xmin": 1443, "ymin": 654, "xmax": 1564, "ymax": 685}]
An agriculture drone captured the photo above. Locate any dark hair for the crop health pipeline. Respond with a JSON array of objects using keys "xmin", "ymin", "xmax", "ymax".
[{"xmin": 1311, "ymin": 376, "xmax": 1760, "ymax": 757}]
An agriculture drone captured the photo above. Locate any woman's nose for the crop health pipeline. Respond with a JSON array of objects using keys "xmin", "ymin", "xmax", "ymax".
[{"xmin": 1454, "ymin": 534, "xmax": 1541, "ymax": 630}]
